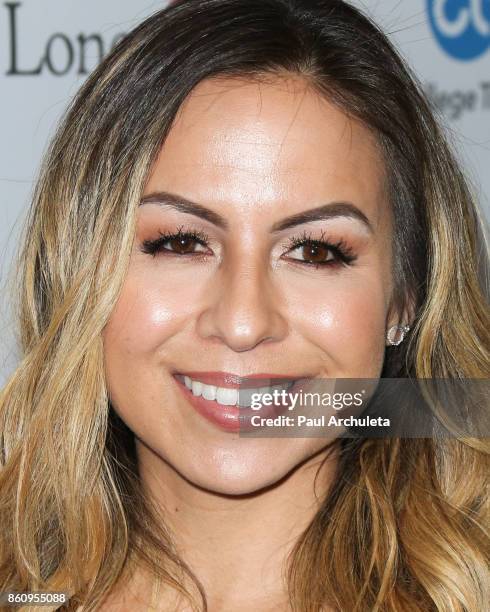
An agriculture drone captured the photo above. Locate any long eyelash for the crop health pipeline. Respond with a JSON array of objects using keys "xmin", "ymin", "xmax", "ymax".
[
  {"xmin": 140, "ymin": 225, "xmax": 210, "ymax": 257},
  {"xmin": 284, "ymin": 229, "xmax": 357, "ymax": 267},
  {"xmin": 140, "ymin": 226, "xmax": 357, "ymax": 268}
]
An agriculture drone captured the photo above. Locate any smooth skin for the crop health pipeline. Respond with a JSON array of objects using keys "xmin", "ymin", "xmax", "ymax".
[{"xmin": 101, "ymin": 75, "xmax": 407, "ymax": 611}]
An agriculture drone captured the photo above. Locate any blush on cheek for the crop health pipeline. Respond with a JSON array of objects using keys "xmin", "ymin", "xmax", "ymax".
[
  {"xmin": 103, "ymin": 276, "xmax": 184, "ymax": 357},
  {"xmin": 295, "ymin": 280, "xmax": 387, "ymax": 378}
]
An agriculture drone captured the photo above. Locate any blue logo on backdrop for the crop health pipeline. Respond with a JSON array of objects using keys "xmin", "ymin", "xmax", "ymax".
[{"xmin": 428, "ymin": 0, "xmax": 490, "ymax": 60}]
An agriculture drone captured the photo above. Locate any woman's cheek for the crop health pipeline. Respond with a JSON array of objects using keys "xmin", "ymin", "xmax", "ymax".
[
  {"xmin": 105, "ymin": 264, "xmax": 206, "ymax": 355},
  {"xmin": 286, "ymin": 273, "xmax": 387, "ymax": 376}
]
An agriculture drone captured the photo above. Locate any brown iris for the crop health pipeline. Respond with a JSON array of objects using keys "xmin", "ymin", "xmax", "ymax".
[
  {"xmin": 301, "ymin": 243, "xmax": 332, "ymax": 264},
  {"xmin": 169, "ymin": 236, "xmax": 199, "ymax": 254}
]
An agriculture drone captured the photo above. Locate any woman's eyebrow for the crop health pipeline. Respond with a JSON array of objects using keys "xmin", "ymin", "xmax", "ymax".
[
  {"xmin": 139, "ymin": 191, "xmax": 374, "ymax": 234},
  {"xmin": 140, "ymin": 191, "xmax": 228, "ymax": 229}
]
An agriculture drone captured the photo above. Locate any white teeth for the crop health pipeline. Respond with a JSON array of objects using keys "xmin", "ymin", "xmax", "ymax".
[
  {"xmin": 201, "ymin": 383, "xmax": 217, "ymax": 401},
  {"xmin": 238, "ymin": 387, "xmax": 272, "ymax": 408},
  {"xmin": 180, "ymin": 375, "xmax": 297, "ymax": 407},
  {"xmin": 191, "ymin": 380, "xmax": 203, "ymax": 396},
  {"xmin": 216, "ymin": 387, "xmax": 239, "ymax": 406},
  {"xmin": 237, "ymin": 388, "xmax": 256, "ymax": 407}
]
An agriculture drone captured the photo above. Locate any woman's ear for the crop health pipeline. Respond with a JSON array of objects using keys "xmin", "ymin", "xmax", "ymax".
[{"xmin": 385, "ymin": 290, "xmax": 417, "ymax": 346}]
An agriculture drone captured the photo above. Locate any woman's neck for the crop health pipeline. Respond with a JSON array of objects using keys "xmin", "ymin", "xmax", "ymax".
[{"xmin": 134, "ymin": 441, "xmax": 340, "ymax": 611}]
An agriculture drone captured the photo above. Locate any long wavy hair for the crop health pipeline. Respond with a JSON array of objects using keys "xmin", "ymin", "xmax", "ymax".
[{"xmin": 1, "ymin": 1, "xmax": 489, "ymax": 610}]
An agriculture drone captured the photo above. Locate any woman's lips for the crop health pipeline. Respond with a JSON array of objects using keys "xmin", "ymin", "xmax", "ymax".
[{"xmin": 172, "ymin": 374, "xmax": 304, "ymax": 433}]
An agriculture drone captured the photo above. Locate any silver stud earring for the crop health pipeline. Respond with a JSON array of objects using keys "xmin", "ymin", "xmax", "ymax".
[{"xmin": 386, "ymin": 324, "xmax": 411, "ymax": 346}]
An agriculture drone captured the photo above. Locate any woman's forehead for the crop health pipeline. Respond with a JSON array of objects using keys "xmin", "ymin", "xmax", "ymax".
[{"xmin": 144, "ymin": 75, "xmax": 389, "ymax": 231}]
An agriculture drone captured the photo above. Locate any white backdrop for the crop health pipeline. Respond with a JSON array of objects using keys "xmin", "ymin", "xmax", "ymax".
[{"xmin": 1, "ymin": 0, "xmax": 489, "ymax": 385}]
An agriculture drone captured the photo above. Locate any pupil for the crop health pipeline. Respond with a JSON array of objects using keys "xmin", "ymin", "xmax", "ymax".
[
  {"xmin": 304, "ymin": 244, "xmax": 328, "ymax": 262},
  {"xmin": 172, "ymin": 237, "xmax": 194, "ymax": 253}
]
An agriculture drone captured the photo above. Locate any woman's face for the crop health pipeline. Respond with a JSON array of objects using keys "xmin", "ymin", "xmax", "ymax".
[{"xmin": 103, "ymin": 76, "xmax": 400, "ymax": 494}]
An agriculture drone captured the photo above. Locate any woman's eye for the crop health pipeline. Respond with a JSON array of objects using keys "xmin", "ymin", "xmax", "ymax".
[
  {"xmin": 284, "ymin": 237, "xmax": 356, "ymax": 268},
  {"xmin": 141, "ymin": 229, "xmax": 357, "ymax": 268},
  {"xmin": 161, "ymin": 235, "xmax": 207, "ymax": 254},
  {"xmin": 140, "ymin": 229, "xmax": 210, "ymax": 257},
  {"xmin": 288, "ymin": 242, "xmax": 335, "ymax": 265}
]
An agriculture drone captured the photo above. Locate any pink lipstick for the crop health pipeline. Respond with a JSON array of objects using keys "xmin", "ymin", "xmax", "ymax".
[{"xmin": 172, "ymin": 371, "xmax": 306, "ymax": 433}]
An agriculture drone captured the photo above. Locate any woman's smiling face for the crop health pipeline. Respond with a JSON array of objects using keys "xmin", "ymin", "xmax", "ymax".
[{"xmin": 102, "ymin": 75, "xmax": 400, "ymax": 494}]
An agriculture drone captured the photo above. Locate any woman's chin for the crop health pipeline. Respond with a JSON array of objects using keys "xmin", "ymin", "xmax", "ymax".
[
  {"xmin": 171, "ymin": 441, "xmax": 333, "ymax": 497},
  {"xmin": 184, "ymin": 470, "xmax": 289, "ymax": 496}
]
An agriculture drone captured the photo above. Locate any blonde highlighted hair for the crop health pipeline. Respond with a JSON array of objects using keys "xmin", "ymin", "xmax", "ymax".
[{"xmin": 1, "ymin": 1, "xmax": 489, "ymax": 610}]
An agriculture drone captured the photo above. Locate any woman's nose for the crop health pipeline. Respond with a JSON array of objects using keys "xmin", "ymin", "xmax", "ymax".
[{"xmin": 195, "ymin": 258, "xmax": 289, "ymax": 352}]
